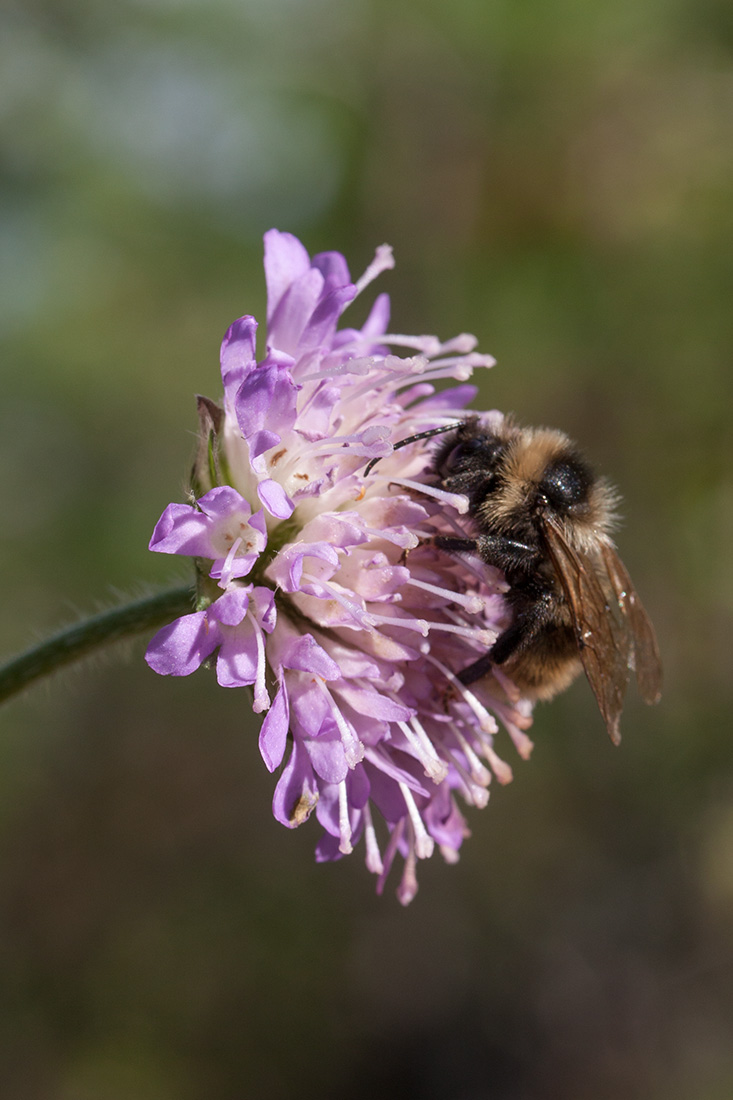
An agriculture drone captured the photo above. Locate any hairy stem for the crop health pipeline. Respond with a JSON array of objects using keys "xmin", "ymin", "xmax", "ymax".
[{"xmin": 0, "ymin": 585, "xmax": 195, "ymax": 706}]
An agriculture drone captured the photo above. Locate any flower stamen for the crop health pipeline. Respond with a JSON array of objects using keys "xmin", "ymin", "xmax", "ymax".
[
  {"xmin": 362, "ymin": 803, "xmax": 384, "ymax": 875},
  {"xmin": 338, "ymin": 780, "xmax": 353, "ymax": 854},
  {"xmin": 405, "ymin": 576, "xmax": 484, "ymax": 615},
  {"xmin": 397, "ymin": 825, "xmax": 420, "ymax": 906},
  {"xmin": 398, "ymin": 782, "xmax": 434, "ymax": 859},
  {"xmin": 353, "ymin": 244, "xmax": 395, "ymax": 296},
  {"xmin": 251, "ymin": 615, "xmax": 270, "ymax": 713},
  {"xmin": 396, "ymin": 719, "xmax": 448, "ymax": 783},
  {"xmin": 369, "ymin": 477, "xmax": 469, "ymax": 513},
  {"xmin": 451, "ymin": 726, "xmax": 492, "ymax": 786},
  {"xmin": 317, "ymin": 681, "xmax": 365, "ymax": 768},
  {"xmin": 428, "ymin": 654, "xmax": 498, "ymax": 735},
  {"xmin": 439, "ymin": 748, "xmax": 490, "ymax": 808}
]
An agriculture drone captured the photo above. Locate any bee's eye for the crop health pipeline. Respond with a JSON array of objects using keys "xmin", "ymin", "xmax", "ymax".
[
  {"xmin": 439, "ymin": 439, "xmax": 477, "ymax": 472},
  {"xmin": 442, "ymin": 437, "xmax": 500, "ymax": 471},
  {"xmin": 454, "ymin": 439, "xmax": 484, "ymax": 459},
  {"xmin": 541, "ymin": 460, "xmax": 589, "ymax": 508}
]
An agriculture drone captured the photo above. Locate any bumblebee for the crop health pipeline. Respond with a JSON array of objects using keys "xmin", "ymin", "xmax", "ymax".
[{"xmin": 371, "ymin": 415, "xmax": 662, "ymax": 743}]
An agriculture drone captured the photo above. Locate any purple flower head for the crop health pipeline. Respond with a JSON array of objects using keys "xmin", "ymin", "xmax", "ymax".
[{"xmin": 146, "ymin": 230, "xmax": 534, "ymax": 903}]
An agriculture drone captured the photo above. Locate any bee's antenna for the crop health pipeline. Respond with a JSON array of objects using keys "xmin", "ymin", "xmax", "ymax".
[{"xmin": 364, "ymin": 421, "xmax": 463, "ymax": 476}]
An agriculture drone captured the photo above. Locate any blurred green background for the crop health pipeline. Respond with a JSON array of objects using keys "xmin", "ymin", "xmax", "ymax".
[{"xmin": 1, "ymin": 0, "xmax": 731, "ymax": 1097}]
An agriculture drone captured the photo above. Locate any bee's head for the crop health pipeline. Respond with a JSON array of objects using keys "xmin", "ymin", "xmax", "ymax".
[
  {"xmin": 460, "ymin": 423, "xmax": 618, "ymax": 550},
  {"xmin": 432, "ymin": 415, "xmax": 507, "ymax": 497}
]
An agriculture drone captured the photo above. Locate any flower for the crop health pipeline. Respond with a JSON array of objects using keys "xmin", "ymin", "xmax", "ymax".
[{"xmin": 146, "ymin": 230, "xmax": 534, "ymax": 903}]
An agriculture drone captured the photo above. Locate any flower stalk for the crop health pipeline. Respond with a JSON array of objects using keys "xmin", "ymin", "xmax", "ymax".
[{"xmin": 0, "ymin": 586, "xmax": 194, "ymax": 705}]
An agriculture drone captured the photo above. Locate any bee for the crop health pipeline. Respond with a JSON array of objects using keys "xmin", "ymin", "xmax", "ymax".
[{"xmin": 368, "ymin": 415, "xmax": 662, "ymax": 743}]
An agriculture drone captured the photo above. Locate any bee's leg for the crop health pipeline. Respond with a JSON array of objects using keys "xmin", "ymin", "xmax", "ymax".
[
  {"xmin": 456, "ymin": 623, "xmax": 532, "ymax": 687},
  {"xmin": 434, "ymin": 533, "xmax": 540, "ymax": 576},
  {"xmin": 457, "ymin": 591, "xmax": 555, "ymax": 686},
  {"xmin": 432, "ymin": 535, "xmax": 479, "ymax": 554},
  {"xmin": 455, "ymin": 651, "xmax": 495, "ymax": 686},
  {"xmin": 474, "ymin": 535, "xmax": 541, "ymax": 575}
]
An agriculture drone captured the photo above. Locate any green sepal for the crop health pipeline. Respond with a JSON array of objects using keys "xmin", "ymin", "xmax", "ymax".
[{"xmin": 191, "ymin": 395, "xmax": 232, "ymax": 496}]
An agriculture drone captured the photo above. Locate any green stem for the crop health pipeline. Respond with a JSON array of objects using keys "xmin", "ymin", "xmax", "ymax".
[{"xmin": 0, "ymin": 585, "xmax": 195, "ymax": 706}]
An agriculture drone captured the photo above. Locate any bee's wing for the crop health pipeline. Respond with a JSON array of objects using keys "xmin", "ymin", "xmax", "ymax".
[
  {"xmin": 543, "ymin": 517, "xmax": 631, "ymax": 745},
  {"xmin": 600, "ymin": 543, "xmax": 663, "ymax": 707}
]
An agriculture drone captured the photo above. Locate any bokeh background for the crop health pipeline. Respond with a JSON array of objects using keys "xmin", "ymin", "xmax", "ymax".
[{"xmin": 1, "ymin": 1, "xmax": 732, "ymax": 1097}]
